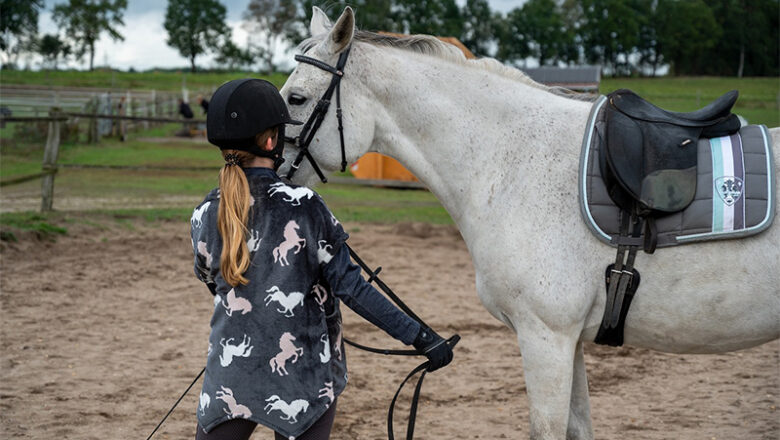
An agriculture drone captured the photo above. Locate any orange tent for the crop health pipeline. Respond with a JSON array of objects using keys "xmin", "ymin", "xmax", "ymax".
[{"xmin": 350, "ymin": 35, "xmax": 475, "ymax": 182}]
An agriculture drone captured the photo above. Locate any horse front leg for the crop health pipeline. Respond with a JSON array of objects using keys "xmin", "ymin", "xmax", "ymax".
[
  {"xmin": 514, "ymin": 318, "xmax": 579, "ymax": 440},
  {"xmin": 567, "ymin": 342, "xmax": 594, "ymax": 440}
]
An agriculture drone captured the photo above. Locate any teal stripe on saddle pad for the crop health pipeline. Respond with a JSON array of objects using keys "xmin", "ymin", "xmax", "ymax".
[
  {"xmin": 578, "ymin": 97, "xmax": 775, "ymax": 248},
  {"xmin": 710, "ymin": 136, "xmax": 726, "ymax": 233}
]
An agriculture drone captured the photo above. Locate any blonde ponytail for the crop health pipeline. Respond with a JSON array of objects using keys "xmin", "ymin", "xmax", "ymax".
[
  {"xmin": 216, "ymin": 127, "xmax": 278, "ymax": 286},
  {"xmin": 218, "ymin": 149, "xmax": 253, "ymax": 286}
]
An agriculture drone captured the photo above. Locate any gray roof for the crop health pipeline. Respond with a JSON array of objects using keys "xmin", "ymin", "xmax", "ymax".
[{"xmin": 521, "ymin": 66, "xmax": 601, "ymax": 87}]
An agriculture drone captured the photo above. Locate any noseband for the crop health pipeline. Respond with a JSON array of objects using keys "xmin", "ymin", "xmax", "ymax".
[{"xmin": 284, "ymin": 47, "xmax": 352, "ymax": 183}]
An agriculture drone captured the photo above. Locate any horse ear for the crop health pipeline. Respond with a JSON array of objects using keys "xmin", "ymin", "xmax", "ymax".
[
  {"xmin": 310, "ymin": 6, "xmax": 331, "ymax": 36},
  {"xmin": 324, "ymin": 7, "xmax": 354, "ymax": 55}
]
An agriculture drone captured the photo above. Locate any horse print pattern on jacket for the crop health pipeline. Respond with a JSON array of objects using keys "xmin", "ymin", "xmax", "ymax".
[{"xmin": 191, "ymin": 169, "xmax": 349, "ymax": 438}]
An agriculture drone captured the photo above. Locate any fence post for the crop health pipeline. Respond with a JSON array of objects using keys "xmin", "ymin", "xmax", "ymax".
[
  {"xmin": 41, "ymin": 110, "xmax": 63, "ymax": 212},
  {"xmin": 150, "ymin": 89, "xmax": 157, "ymax": 128},
  {"xmin": 87, "ymin": 94, "xmax": 98, "ymax": 143}
]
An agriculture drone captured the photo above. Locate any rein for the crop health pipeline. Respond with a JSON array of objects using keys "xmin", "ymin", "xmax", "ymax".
[
  {"xmin": 284, "ymin": 47, "xmax": 351, "ymax": 183},
  {"xmin": 344, "ymin": 245, "xmax": 460, "ymax": 440}
]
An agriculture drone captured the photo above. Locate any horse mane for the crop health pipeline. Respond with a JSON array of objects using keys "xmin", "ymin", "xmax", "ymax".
[{"xmin": 299, "ymin": 29, "xmax": 596, "ymax": 102}]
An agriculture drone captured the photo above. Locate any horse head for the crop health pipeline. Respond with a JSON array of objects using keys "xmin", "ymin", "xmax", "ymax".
[{"xmin": 279, "ymin": 6, "xmax": 377, "ymax": 187}]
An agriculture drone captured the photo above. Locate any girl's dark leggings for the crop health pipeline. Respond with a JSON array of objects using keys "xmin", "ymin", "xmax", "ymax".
[{"xmin": 195, "ymin": 400, "xmax": 337, "ymax": 440}]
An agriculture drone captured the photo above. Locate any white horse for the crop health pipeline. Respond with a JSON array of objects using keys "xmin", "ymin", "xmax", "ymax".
[{"xmin": 278, "ymin": 7, "xmax": 779, "ymax": 439}]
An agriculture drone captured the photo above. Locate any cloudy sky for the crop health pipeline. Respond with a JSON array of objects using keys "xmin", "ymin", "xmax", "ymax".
[{"xmin": 33, "ymin": 0, "xmax": 523, "ymax": 71}]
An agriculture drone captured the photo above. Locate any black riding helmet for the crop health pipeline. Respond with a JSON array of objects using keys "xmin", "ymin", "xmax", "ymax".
[{"xmin": 207, "ymin": 78, "xmax": 302, "ymax": 170}]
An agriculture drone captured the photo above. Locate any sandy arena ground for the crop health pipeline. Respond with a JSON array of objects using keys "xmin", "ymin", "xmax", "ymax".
[{"xmin": 0, "ymin": 220, "xmax": 777, "ymax": 439}]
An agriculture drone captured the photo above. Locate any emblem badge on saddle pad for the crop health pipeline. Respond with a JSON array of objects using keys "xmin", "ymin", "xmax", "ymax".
[{"xmin": 714, "ymin": 176, "xmax": 744, "ymax": 206}]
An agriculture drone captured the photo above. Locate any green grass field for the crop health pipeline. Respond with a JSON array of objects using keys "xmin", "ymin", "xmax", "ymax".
[
  {"xmin": 0, "ymin": 69, "xmax": 289, "ymax": 91},
  {"xmin": 1, "ymin": 72, "xmax": 777, "ymax": 233}
]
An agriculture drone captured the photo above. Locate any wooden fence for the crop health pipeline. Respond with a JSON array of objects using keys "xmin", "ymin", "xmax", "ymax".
[{"xmin": 0, "ymin": 112, "xmax": 206, "ymax": 212}]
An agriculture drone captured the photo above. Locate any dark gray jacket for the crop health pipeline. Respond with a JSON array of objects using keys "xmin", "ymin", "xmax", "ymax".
[{"xmin": 191, "ymin": 167, "xmax": 419, "ymax": 437}]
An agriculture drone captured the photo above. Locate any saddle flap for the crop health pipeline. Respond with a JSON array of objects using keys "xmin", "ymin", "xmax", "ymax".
[{"xmin": 604, "ymin": 109, "xmax": 645, "ymax": 203}]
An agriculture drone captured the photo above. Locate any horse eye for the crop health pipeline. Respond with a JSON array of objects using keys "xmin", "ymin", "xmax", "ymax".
[{"xmin": 288, "ymin": 94, "xmax": 307, "ymax": 106}]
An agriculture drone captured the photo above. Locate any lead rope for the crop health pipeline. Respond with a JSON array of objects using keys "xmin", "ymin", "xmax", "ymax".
[{"xmin": 145, "ymin": 245, "xmax": 459, "ymax": 440}]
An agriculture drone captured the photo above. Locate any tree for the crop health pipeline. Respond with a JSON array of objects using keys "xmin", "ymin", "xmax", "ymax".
[
  {"xmin": 164, "ymin": 0, "xmax": 229, "ymax": 72},
  {"xmin": 523, "ymin": 0, "xmax": 577, "ymax": 65},
  {"xmin": 699, "ymin": 0, "xmax": 778, "ymax": 77},
  {"xmin": 0, "ymin": 0, "xmax": 44, "ymax": 68},
  {"xmin": 577, "ymin": 0, "xmax": 643, "ymax": 75},
  {"xmin": 243, "ymin": 0, "xmax": 298, "ymax": 72},
  {"xmin": 392, "ymin": 0, "xmax": 463, "ymax": 36},
  {"xmin": 52, "ymin": 0, "xmax": 127, "ymax": 71},
  {"xmin": 459, "ymin": 0, "xmax": 498, "ymax": 57},
  {"xmin": 652, "ymin": 0, "xmax": 720, "ymax": 75},
  {"xmin": 215, "ymin": 39, "xmax": 255, "ymax": 71},
  {"xmin": 37, "ymin": 34, "xmax": 71, "ymax": 70},
  {"xmin": 496, "ymin": 7, "xmax": 532, "ymax": 65}
]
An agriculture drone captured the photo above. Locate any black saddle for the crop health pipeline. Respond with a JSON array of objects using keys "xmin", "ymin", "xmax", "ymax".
[
  {"xmin": 595, "ymin": 89, "xmax": 741, "ymax": 347},
  {"xmin": 602, "ymin": 89, "xmax": 741, "ymax": 216}
]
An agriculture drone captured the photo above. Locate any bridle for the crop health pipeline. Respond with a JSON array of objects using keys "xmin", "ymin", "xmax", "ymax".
[{"xmin": 283, "ymin": 46, "xmax": 352, "ymax": 183}]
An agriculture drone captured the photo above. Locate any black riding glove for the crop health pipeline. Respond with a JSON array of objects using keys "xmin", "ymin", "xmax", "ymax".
[{"xmin": 412, "ymin": 327, "xmax": 453, "ymax": 372}]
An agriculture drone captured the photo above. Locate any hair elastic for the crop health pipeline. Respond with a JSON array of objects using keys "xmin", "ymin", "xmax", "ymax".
[{"xmin": 224, "ymin": 153, "xmax": 241, "ymax": 166}]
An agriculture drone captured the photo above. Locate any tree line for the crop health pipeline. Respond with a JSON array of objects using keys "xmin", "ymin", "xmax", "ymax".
[{"xmin": 1, "ymin": 0, "xmax": 777, "ymax": 77}]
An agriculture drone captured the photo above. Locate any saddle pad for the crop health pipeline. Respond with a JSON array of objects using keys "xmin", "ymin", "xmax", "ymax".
[{"xmin": 579, "ymin": 96, "xmax": 776, "ymax": 248}]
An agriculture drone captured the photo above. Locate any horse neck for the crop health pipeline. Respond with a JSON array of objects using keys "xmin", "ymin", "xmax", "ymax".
[{"xmin": 354, "ymin": 45, "xmax": 593, "ymax": 236}]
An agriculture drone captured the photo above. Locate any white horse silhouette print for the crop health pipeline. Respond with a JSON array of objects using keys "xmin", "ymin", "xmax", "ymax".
[
  {"xmin": 319, "ymin": 334, "xmax": 331, "ymax": 363},
  {"xmin": 191, "ymin": 202, "xmax": 210, "ymax": 228},
  {"xmin": 311, "ymin": 283, "xmax": 328, "ymax": 311},
  {"xmin": 318, "ymin": 381, "xmax": 334, "ymax": 406},
  {"xmin": 264, "ymin": 395, "xmax": 310, "ymax": 423},
  {"xmin": 269, "ymin": 332, "xmax": 304, "ymax": 376},
  {"xmin": 268, "ymin": 182, "xmax": 314, "ymax": 206},
  {"xmin": 264, "ymin": 286, "xmax": 305, "ymax": 317},
  {"xmin": 216, "ymin": 386, "xmax": 253, "ymax": 419},
  {"xmin": 222, "ymin": 288, "xmax": 253, "ymax": 317},
  {"xmin": 199, "ymin": 391, "xmax": 210, "ymax": 416},
  {"xmin": 247, "ymin": 229, "xmax": 262, "ymax": 253},
  {"xmin": 272, "ymin": 220, "xmax": 306, "ymax": 266},
  {"xmin": 197, "ymin": 241, "xmax": 213, "ymax": 268},
  {"xmin": 316, "ymin": 240, "xmax": 334, "ymax": 264},
  {"xmin": 219, "ymin": 335, "xmax": 253, "ymax": 367}
]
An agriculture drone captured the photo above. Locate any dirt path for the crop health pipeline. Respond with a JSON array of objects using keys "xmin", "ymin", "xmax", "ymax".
[{"xmin": 0, "ymin": 220, "xmax": 777, "ymax": 439}]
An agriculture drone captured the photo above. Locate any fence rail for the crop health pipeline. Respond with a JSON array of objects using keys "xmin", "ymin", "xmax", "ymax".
[{"xmin": 1, "ymin": 110, "xmax": 423, "ymax": 212}]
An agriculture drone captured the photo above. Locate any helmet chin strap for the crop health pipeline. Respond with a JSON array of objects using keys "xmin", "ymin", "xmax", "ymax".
[{"xmin": 285, "ymin": 46, "xmax": 351, "ymax": 184}]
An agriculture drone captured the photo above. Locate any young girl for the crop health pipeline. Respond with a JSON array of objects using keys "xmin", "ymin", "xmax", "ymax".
[{"xmin": 191, "ymin": 78, "xmax": 452, "ymax": 440}]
